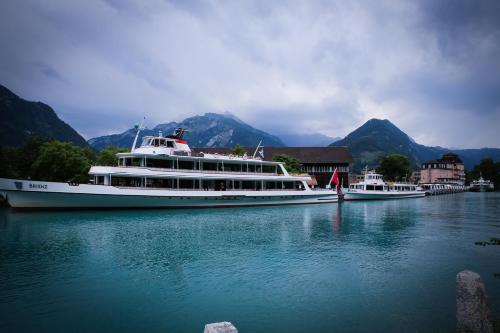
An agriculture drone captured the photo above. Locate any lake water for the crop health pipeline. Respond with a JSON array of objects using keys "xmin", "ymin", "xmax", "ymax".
[{"xmin": 1, "ymin": 192, "xmax": 499, "ymax": 333}]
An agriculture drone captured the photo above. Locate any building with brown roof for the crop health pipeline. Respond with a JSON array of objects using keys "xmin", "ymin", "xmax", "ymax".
[
  {"xmin": 420, "ymin": 153, "xmax": 465, "ymax": 185},
  {"xmin": 192, "ymin": 146, "xmax": 353, "ymax": 188}
]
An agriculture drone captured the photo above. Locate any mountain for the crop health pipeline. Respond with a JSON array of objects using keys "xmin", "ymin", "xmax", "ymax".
[
  {"xmin": 277, "ymin": 132, "xmax": 341, "ymax": 147},
  {"xmin": 330, "ymin": 119, "xmax": 500, "ymax": 171},
  {"xmin": 451, "ymin": 148, "xmax": 500, "ymax": 171},
  {"xmin": 88, "ymin": 113, "xmax": 286, "ymax": 151},
  {"xmin": 0, "ymin": 84, "xmax": 88, "ymax": 147}
]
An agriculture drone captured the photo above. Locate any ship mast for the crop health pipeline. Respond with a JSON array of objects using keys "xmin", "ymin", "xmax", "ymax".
[{"xmin": 131, "ymin": 117, "xmax": 145, "ymax": 152}]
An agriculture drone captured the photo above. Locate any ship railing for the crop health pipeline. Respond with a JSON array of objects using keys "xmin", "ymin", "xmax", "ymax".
[
  {"xmin": 113, "ymin": 166, "xmax": 281, "ymax": 176},
  {"xmin": 174, "ymin": 151, "xmax": 264, "ymax": 161},
  {"xmin": 113, "ymin": 186, "xmax": 306, "ymax": 192}
]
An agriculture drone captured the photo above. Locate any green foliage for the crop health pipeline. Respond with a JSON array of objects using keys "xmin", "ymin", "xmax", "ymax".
[
  {"xmin": 231, "ymin": 144, "xmax": 246, "ymax": 156},
  {"xmin": 15, "ymin": 136, "xmax": 50, "ymax": 178},
  {"xmin": 96, "ymin": 146, "xmax": 128, "ymax": 166},
  {"xmin": 31, "ymin": 141, "xmax": 92, "ymax": 183},
  {"xmin": 0, "ymin": 146, "xmax": 18, "ymax": 178},
  {"xmin": 0, "ymin": 136, "xmax": 50, "ymax": 179},
  {"xmin": 466, "ymin": 158, "xmax": 500, "ymax": 189},
  {"xmin": 376, "ymin": 154, "xmax": 411, "ymax": 181},
  {"xmin": 1, "ymin": 135, "xmax": 97, "ymax": 183},
  {"xmin": 272, "ymin": 154, "xmax": 302, "ymax": 174}
]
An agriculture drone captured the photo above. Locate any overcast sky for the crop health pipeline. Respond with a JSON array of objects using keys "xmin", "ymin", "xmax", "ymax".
[{"xmin": 1, "ymin": 0, "xmax": 499, "ymax": 148}]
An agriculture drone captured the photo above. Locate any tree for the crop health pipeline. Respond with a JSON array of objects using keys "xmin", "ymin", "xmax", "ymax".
[
  {"xmin": 15, "ymin": 136, "xmax": 50, "ymax": 178},
  {"xmin": 376, "ymin": 154, "xmax": 411, "ymax": 181},
  {"xmin": 231, "ymin": 144, "xmax": 246, "ymax": 156},
  {"xmin": 272, "ymin": 154, "xmax": 302, "ymax": 174},
  {"xmin": 0, "ymin": 145, "xmax": 18, "ymax": 178},
  {"xmin": 96, "ymin": 146, "xmax": 128, "ymax": 166},
  {"xmin": 31, "ymin": 141, "xmax": 92, "ymax": 183}
]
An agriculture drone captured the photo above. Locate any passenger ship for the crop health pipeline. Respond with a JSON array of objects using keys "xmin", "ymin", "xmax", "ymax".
[
  {"xmin": 344, "ymin": 170, "xmax": 425, "ymax": 201},
  {"xmin": 469, "ymin": 174, "xmax": 495, "ymax": 192},
  {"xmin": 0, "ymin": 128, "xmax": 338, "ymax": 209}
]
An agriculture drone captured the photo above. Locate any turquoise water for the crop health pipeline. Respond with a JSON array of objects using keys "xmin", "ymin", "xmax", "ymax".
[{"xmin": 1, "ymin": 192, "xmax": 499, "ymax": 333}]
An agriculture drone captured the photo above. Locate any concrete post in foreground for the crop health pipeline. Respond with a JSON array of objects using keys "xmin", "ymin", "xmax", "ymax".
[
  {"xmin": 204, "ymin": 322, "xmax": 238, "ymax": 333},
  {"xmin": 456, "ymin": 270, "xmax": 493, "ymax": 333}
]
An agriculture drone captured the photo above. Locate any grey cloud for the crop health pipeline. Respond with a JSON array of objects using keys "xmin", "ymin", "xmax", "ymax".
[{"xmin": 0, "ymin": 0, "xmax": 499, "ymax": 147}]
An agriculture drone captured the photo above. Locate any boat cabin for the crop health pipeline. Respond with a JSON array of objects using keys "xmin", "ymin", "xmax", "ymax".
[{"xmin": 349, "ymin": 171, "xmax": 417, "ymax": 192}]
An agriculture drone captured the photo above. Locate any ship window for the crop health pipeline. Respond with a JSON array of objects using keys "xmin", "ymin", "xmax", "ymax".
[
  {"xmin": 266, "ymin": 182, "xmax": 276, "ymax": 190},
  {"xmin": 224, "ymin": 163, "xmax": 242, "ymax": 172},
  {"xmin": 149, "ymin": 178, "xmax": 173, "ymax": 188},
  {"xmin": 202, "ymin": 162, "xmax": 218, "ymax": 171},
  {"xmin": 262, "ymin": 165, "xmax": 275, "ymax": 173},
  {"xmin": 242, "ymin": 181, "xmax": 255, "ymax": 190},
  {"xmin": 178, "ymin": 160, "xmax": 195, "ymax": 170},
  {"xmin": 111, "ymin": 177, "xmax": 143, "ymax": 187},
  {"xmin": 166, "ymin": 140, "xmax": 174, "ymax": 147},
  {"xmin": 375, "ymin": 186, "xmax": 383, "ymax": 191},
  {"xmin": 131, "ymin": 158, "xmax": 142, "ymax": 167},
  {"xmin": 179, "ymin": 179, "xmax": 195, "ymax": 189},
  {"xmin": 147, "ymin": 159, "xmax": 172, "ymax": 169},
  {"xmin": 366, "ymin": 185, "xmax": 375, "ymax": 191}
]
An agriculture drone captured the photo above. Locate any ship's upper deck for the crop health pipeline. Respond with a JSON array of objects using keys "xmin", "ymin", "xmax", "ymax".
[{"xmin": 119, "ymin": 133, "xmax": 281, "ymax": 166}]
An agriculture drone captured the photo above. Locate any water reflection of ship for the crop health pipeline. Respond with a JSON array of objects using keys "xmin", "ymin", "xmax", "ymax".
[
  {"xmin": 333, "ymin": 202, "xmax": 342, "ymax": 237},
  {"xmin": 335, "ymin": 200, "xmax": 418, "ymax": 249}
]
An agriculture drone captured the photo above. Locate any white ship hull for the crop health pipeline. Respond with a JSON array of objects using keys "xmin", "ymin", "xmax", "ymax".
[
  {"xmin": 344, "ymin": 190, "xmax": 425, "ymax": 201},
  {"xmin": 0, "ymin": 178, "xmax": 338, "ymax": 209}
]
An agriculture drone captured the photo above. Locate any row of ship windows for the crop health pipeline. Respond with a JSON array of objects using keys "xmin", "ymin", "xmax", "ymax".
[
  {"xmin": 168, "ymin": 196, "xmax": 302, "ymax": 200},
  {"xmin": 349, "ymin": 185, "xmax": 417, "ymax": 191},
  {"xmin": 118, "ymin": 157, "xmax": 279, "ymax": 174},
  {"xmin": 95, "ymin": 176, "xmax": 305, "ymax": 191}
]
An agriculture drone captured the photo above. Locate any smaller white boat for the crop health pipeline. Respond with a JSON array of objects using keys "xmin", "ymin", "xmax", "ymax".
[
  {"xmin": 344, "ymin": 170, "xmax": 425, "ymax": 201},
  {"xmin": 470, "ymin": 174, "xmax": 495, "ymax": 192}
]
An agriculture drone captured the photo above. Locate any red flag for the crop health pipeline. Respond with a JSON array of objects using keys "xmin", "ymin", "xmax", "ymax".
[{"xmin": 329, "ymin": 168, "xmax": 340, "ymax": 192}]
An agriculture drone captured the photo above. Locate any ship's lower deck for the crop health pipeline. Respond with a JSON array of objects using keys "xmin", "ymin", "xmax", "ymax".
[
  {"xmin": 343, "ymin": 191, "xmax": 425, "ymax": 201},
  {"xmin": 0, "ymin": 178, "xmax": 338, "ymax": 209}
]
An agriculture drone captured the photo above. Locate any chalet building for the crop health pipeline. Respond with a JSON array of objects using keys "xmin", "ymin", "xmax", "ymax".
[
  {"xmin": 420, "ymin": 153, "xmax": 465, "ymax": 185},
  {"xmin": 192, "ymin": 147, "xmax": 353, "ymax": 188}
]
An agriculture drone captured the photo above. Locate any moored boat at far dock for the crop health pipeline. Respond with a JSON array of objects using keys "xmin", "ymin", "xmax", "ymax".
[
  {"xmin": 344, "ymin": 170, "xmax": 425, "ymax": 201},
  {"xmin": 469, "ymin": 175, "xmax": 495, "ymax": 192}
]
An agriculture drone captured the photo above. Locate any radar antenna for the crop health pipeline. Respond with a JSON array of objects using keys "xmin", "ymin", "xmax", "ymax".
[{"xmin": 167, "ymin": 128, "xmax": 190, "ymax": 140}]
